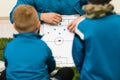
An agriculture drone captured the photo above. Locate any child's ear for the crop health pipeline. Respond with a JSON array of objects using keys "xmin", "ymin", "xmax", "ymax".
[
  {"xmin": 13, "ymin": 23, "xmax": 16, "ymax": 30},
  {"xmin": 35, "ymin": 21, "xmax": 40, "ymax": 33},
  {"xmin": 37, "ymin": 21, "xmax": 40, "ymax": 29}
]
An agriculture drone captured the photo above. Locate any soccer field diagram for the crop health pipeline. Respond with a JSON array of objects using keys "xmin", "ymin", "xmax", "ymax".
[
  {"xmin": 40, "ymin": 15, "xmax": 79, "ymax": 67},
  {"xmin": 0, "ymin": 15, "xmax": 79, "ymax": 67}
]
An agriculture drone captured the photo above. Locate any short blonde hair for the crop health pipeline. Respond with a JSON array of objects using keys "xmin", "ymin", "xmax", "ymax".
[{"xmin": 13, "ymin": 5, "xmax": 39, "ymax": 33}]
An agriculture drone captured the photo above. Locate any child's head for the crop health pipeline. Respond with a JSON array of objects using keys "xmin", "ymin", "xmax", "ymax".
[
  {"xmin": 12, "ymin": 5, "xmax": 40, "ymax": 33},
  {"xmin": 88, "ymin": 0, "xmax": 111, "ymax": 4}
]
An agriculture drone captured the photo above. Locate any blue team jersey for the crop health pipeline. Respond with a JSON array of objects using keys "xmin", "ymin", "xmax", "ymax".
[
  {"xmin": 4, "ymin": 33, "xmax": 56, "ymax": 80},
  {"xmin": 72, "ymin": 14, "xmax": 120, "ymax": 80},
  {"xmin": 10, "ymin": 0, "xmax": 87, "ymax": 23}
]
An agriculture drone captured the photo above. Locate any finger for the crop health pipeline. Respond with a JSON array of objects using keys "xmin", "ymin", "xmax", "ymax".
[
  {"xmin": 55, "ymin": 16, "xmax": 62, "ymax": 22},
  {"xmin": 67, "ymin": 22, "xmax": 73, "ymax": 30},
  {"xmin": 71, "ymin": 27, "xmax": 76, "ymax": 33},
  {"xmin": 53, "ymin": 18, "xmax": 61, "ymax": 23},
  {"xmin": 67, "ymin": 23, "xmax": 76, "ymax": 32},
  {"xmin": 52, "ymin": 22, "xmax": 58, "ymax": 25},
  {"xmin": 55, "ymin": 13, "xmax": 61, "ymax": 18},
  {"xmin": 54, "ymin": 15, "xmax": 62, "ymax": 22},
  {"xmin": 69, "ymin": 25, "xmax": 74, "ymax": 32},
  {"xmin": 51, "ymin": 20, "xmax": 58, "ymax": 25}
]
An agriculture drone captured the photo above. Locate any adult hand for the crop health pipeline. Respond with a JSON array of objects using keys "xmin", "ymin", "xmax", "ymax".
[
  {"xmin": 67, "ymin": 16, "xmax": 84, "ymax": 32},
  {"xmin": 41, "ymin": 13, "xmax": 62, "ymax": 25}
]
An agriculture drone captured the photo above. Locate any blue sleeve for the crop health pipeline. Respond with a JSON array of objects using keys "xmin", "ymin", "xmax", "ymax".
[
  {"xmin": 9, "ymin": 0, "xmax": 41, "ymax": 23},
  {"xmin": 72, "ymin": 34, "xmax": 85, "ymax": 73},
  {"xmin": 80, "ymin": 0, "xmax": 88, "ymax": 4},
  {"xmin": 47, "ymin": 48, "xmax": 56, "ymax": 73},
  {"xmin": 74, "ymin": 0, "xmax": 87, "ymax": 15}
]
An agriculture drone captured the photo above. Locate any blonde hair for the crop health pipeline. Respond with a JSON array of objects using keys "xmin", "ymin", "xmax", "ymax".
[{"xmin": 13, "ymin": 5, "xmax": 39, "ymax": 33}]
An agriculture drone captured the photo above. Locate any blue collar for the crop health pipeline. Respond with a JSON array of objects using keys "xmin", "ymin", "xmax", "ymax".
[{"xmin": 13, "ymin": 33, "xmax": 42, "ymax": 39}]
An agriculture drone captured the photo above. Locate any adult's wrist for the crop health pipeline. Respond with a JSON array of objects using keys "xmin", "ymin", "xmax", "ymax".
[{"xmin": 40, "ymin": 13, "xmax": 45, "ymax": 22}]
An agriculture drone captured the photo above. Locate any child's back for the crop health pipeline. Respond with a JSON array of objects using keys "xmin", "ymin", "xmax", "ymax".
[
  {"xmin": 72, "ymin": 1, "xmax": 120, "ymax": 79},
  {"xmin": 4, "ymin": 5, "xmax": 56, "ymax": 80},
  {"xmin": 78, "ymin": 14, "xmax": 120, "ymax": 79}
]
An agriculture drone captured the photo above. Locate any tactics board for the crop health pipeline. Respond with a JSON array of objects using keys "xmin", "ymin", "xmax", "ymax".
[{"xmin": 40, "ymin": 15, "xmax": 79, "ymax": 67}]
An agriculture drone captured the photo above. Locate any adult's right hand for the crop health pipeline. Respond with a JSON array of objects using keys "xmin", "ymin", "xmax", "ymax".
[{"xmin": 41, "ymin": 13, "xmax": 62, "ymax": 25}]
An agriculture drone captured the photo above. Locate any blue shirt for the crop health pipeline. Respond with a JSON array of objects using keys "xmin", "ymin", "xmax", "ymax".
[
  {"xmin": 10, "ymin": 0, "xmax": 87, "ymax": 23},
  {"xmin": 72, "ymin": 14, "xmax": 120, "ymax": 80},
  {"xmin": 4, "ymin": 33, "xmax": 56, "ymax": 80}
]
